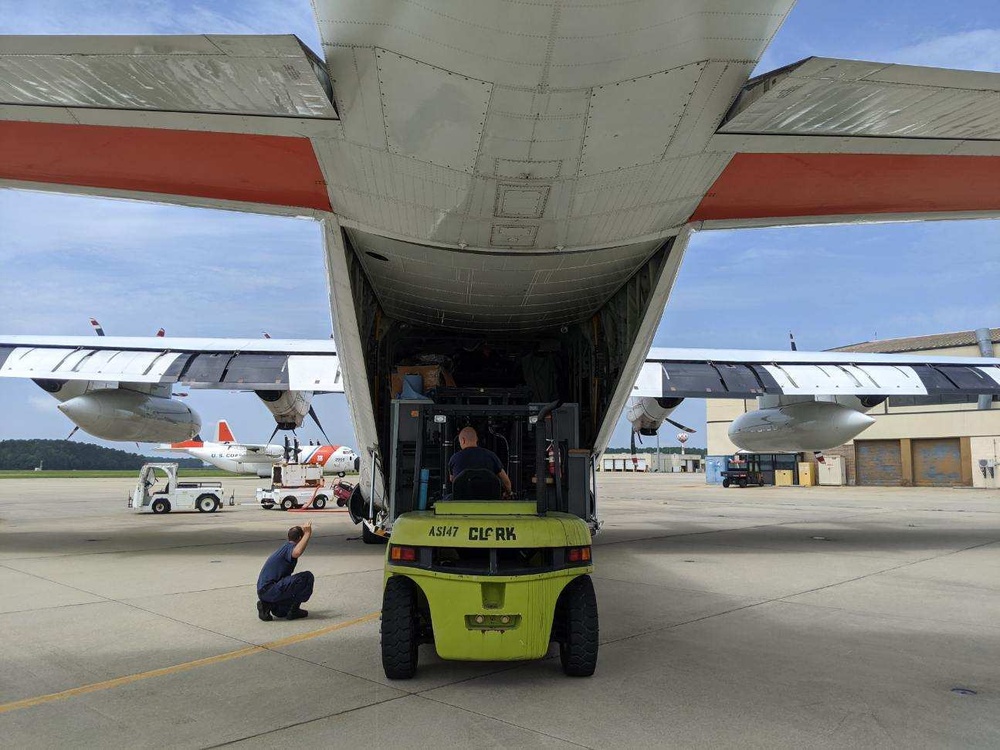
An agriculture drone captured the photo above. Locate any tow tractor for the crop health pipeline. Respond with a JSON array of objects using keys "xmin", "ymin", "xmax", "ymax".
[
  {"xmin": 128, "ymin": 462, "xmax": 232, "ymax": 514},
  {"xmin": 355, "ymin": 392, "xmax": 600, "ymax": 678},
  {"xmin": 257, "ymin": 438, "xmax": 332, "ymax": 510}
]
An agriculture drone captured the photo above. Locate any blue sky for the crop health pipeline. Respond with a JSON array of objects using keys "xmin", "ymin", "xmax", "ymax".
[{"xmin": 0, "ymin": 0, "xmax": 998, "ymax": 451}]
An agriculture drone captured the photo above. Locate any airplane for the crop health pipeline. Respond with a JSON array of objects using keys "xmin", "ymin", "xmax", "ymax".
[
  {"xmin": 159, "ymin": 420, "xmax": 358, "ymax": 478},
  {"xmin": 2, "ymin": 1, "xmax": 1000, "ymax": 542}
]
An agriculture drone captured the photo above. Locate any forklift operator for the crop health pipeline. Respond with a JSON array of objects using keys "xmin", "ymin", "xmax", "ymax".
[
  {"xmin": 449, "ymin": 427, "xmax": 513, "ymax": 496},
  {"xmin": 256, "ymin": 523, "xmax": 315, "ymax": 621}
]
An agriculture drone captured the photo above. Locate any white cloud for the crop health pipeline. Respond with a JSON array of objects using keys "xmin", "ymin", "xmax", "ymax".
[{"xmin": 882, "ymin": 28, "xmax": 1000, "ymax": 72}]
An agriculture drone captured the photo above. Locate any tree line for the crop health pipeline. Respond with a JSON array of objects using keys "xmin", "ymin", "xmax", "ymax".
[{"xmin": 0, "ymin": 439, "xmax": 203, "ymax": 471}]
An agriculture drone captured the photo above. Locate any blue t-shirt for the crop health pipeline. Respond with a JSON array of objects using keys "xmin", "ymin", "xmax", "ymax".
[
  {"xmin": 449, "ymin": 446, "xmax": 503, "ymax": 479},
  {"xmin": 257, "ymin": 541, "xmax": 297, "ymax": 592}
]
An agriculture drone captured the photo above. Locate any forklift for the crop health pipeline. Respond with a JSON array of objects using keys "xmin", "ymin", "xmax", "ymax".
[{"xmin": 358, "ymin": 391, "xmax": 600, "ymax": 678}]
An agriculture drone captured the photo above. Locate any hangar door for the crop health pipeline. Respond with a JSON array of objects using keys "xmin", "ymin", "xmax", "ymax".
[
  {"xmin": 912, "ymin": 438, "xmax": 963, "ymax": 486},
  {"xmin": 856, "ymin": 440, "xmax": 902, "ymax": 486}
]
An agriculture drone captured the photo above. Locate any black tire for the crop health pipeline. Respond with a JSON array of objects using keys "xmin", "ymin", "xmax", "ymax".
[
  {"xmin": 738, "ymin": 477, "xmax": 748, "ymax": 488},
  {"xmin": 722, "ymin": 478, "xmax": 731, "ymax": 488},
  {"xmin": 338, "ymin": 471, "xmax": 346, "ymax": 478},
  {"xmin": 280, "ymin": 496, "xmax": 296, "ymax": 511},
  {"xmin": 556, "ymin": 575, "xmax": 599, "ymax": 677},
  {"xmin": 381, "ymin": 576, "xmax": 419, "ymax": 679},
  {"xmin": 151, "ymin": 498, "xmax": 170, "ymax": 514},
  {"xmin": 196, "ymin": 494, "xmax": 219, "ymax": 513},
  {"xmin": 362, "ymin": 523, "xmax": 388, "ymax": 545},
  {"xmin": 261, "ymin": 500, "xmax": 275, "ymax": 510},
  {"xmin": 312, "ymin": 495, "xmax": 328, "ymax": 510},
  {"xmin": 336, "ymin": 496, "xmax": 347, "ymax": 508}
]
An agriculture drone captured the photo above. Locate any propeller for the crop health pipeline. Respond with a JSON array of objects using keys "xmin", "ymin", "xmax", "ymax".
[
  {"xmin": 90, "ymin": 318, "xmax": 105, "ymax": 337},
  {"xmin": 156, "ymin": 328, "xmax": 165, "ymax": 337},
  {"xmin": 789, "ymin": 331, "xmax": 797, "ymax": 351},
  {"xmin": 665, "ymin": 417, "xmax": 696, "ymax": 434},
  {"xmin": 65, "ymin": 425, "xmax": 79, "ymax": 440},
  {"xmin": 308, "ymin": 405, "xmax": 334, "ymax": 445}
]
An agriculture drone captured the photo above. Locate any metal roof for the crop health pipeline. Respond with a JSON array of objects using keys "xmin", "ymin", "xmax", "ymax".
[{"xmin": 831, "ymin": 328, "xmax": 1000, "ymax": 354}]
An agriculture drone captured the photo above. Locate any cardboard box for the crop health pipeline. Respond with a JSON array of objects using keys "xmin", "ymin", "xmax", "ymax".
[{"xmin": 390, "ymin": 365, "xmax": 456, "ymax": 397}]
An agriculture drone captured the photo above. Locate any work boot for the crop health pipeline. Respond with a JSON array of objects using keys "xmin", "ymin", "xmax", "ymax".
[
  {"xmin": 257, "ymin": 600, "xmax": 273, "ymax": 622},
  {"xmin": 286, "ymin": 605, "xmax": 308, "ymax": 620}
]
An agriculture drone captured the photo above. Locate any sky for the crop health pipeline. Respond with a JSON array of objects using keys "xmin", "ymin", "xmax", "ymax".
[{"xmin": 0, "ymin": 0, "xmax": 998, "ymax": 452}]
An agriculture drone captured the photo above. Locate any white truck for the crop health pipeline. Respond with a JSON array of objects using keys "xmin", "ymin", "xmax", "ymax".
[
  {"xmin": 256, "ymin": 461, "xmax": 331, "ymax": 511},
  {"xmin": 128, "ymin": 463, "xmax": 232, "ymax": 514}
]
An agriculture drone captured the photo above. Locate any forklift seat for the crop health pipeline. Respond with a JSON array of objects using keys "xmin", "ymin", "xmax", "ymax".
[{"xmin": 452, "ymin": 469, "xmax": 502, "ymax": 501}]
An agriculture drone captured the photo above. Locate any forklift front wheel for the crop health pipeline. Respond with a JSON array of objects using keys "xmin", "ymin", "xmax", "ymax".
[{"xmin": 381, "ymin": 576, "xmax": 419, "ymax": 679}]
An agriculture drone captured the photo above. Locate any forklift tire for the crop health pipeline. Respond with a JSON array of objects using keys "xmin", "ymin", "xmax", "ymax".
[
  {"xmin": 722, "ymin": 478, "xmax": 731, "ymax": 488},
  {"xmin": 151, "ymin": 499, "xmax": 170, "ymax": 514},
  {"xmin": 738, "ymin": 477, "xmax": 748, "ymax": 488},
  {"xmin": 261, "ymin": 500, "xmax": 275, "ymax": 510},
  {"xmin": 312, "ymin": 495, "xmax": 328, "ymax": 510},
  {"xmin": 196, "ymin": 494, "xmax": 219, "ymax": 513},
  {"xmin": 281, "ymin": 496, "xmax": 297, "ymax": 511},
  {"xmin": 557, "ymin": 575, "xmax": 599, "ymax": 677},
  {"xmin": 362, "ymin": 523, "xmax": 388, "ymax": 545},
  {"xmin": 381, "ymin": 575, "xmax": 419, "ymax": 679}
]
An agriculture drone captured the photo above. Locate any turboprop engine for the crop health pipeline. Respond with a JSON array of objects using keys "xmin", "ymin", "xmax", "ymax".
[
  {"xmin": 728, "ymin": 398, "xmax": 876, "ymax": 453},
  {"xmin": 255, "ymin": 389, "xmax": 313, "ymax": 430},
  {"xmin": 56, "ymin": 388, "xmax": 201, "ymax": 442},
  {"xmin": 626, "ymin": 397, "xmax": 684, "ymax": 436}
]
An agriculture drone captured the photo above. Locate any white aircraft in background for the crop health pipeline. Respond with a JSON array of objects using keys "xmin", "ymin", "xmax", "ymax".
[
  {"xmin": 2, "ymin": 2, "xmax": 1000, "ymax": 537},
  {"xmin": 159, "ymin": 420, "xmax": 358, "ymax": 478}
]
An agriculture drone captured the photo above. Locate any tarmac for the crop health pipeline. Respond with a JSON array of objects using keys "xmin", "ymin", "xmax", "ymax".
[{"xmin": 1, "ymin": 473, "xmax": 999, "ymax": 748}]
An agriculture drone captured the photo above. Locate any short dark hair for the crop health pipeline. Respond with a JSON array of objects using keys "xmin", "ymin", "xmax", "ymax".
[{"xmin": 288, "ymin": 526, "xmax": 304, "ymax": 543}]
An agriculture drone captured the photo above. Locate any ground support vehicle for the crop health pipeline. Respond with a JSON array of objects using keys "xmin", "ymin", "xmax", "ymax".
[
  {"xmin": 360, "ymin": 395, "xmax": 600, "ymax": 678},
  {"xmin": 382, "ymin": 498, "xmax": 598, "ymax": 679},
  {"xmin": 721, "ymin": 455, "xmax": 766, "ymax": 488},
  {"xmin": 128, "ymin": 463, "xmax": 231, "ymax": 514},
  {"xmin": 257, "ymin": 457, "xmax": 330, "ymax": 510}
]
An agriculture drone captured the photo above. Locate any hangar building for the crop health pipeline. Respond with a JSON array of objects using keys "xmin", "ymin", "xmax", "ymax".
[{"xmin": 706, "ymin": 328, "xmax": 1000, "ymax": 488}]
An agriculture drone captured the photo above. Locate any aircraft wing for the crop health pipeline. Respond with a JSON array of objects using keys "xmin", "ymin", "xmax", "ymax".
[
  {"xmin": 0, "ymin": 34, "xmax": 336, "ymax": 215},
  {"xmin": 692, "ymin": 57, "xmax": 1000, "ymax": 228},
  {"xmin": 0, "ymin": 336, "xmax": 342, "ymax": 392},
  {"xmin": 634, "ymin": 348, "xmax": 1000, "ymax": 399}
]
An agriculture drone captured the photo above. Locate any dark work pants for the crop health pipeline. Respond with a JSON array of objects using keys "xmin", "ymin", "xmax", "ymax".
[{"xmin": 259, "ymin": 571, "xmax": 314, "ymax": 616}]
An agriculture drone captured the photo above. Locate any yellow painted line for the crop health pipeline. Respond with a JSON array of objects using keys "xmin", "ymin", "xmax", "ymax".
[{"xmin": 0, "ymin": 611, "xmax": 380, "ymax": 715}]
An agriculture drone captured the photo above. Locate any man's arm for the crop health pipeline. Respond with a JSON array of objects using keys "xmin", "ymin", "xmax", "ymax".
[
  {"xmin": 291, "ymin": 522, "xmax": 313, "ymax": 559},
  {"xmin": 498, "ymin": 469, "xmax": 512, "ymax": 494}
]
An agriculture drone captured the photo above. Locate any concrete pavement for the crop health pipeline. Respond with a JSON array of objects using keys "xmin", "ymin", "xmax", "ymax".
[{"xmin": 1, "ymin": 474, "xmax": 999, "ymax": 748}]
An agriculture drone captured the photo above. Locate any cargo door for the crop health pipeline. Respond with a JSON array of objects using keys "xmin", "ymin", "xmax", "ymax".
[
  {"xmin": 856, "ymin": 440, "xmax": 902, "ymax": 486},
  {"xmin": 912, "ymin": 438, "xmax": 963, "ymax": 487}
]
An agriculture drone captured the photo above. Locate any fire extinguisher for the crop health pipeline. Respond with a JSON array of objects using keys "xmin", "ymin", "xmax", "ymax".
[{"xmin": 546, "ymin": 440, "xmax": 556, "ymax": 477}]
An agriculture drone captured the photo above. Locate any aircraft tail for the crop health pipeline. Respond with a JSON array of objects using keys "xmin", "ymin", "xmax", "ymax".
[
  {"xmin": 217, "ymin": 420, "xmax": 236, "ymax": 443},
  {"xmin": 158, "ymin": 436, "xmax": 204, "ymax": 450}
]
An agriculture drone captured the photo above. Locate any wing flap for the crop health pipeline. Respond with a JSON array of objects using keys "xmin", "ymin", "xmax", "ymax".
[
  {"xmin": 0, "ymin": 336, "xmax": 343, "ymax": 392},
  {"xmin": 635, "ymin": 348, "xmax": 1000, "ymax": 399}
]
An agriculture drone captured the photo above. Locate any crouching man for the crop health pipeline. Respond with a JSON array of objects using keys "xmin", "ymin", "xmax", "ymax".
[{"xmin": 257, "ymin": 522, "xmax": 314, "ymax": 621}]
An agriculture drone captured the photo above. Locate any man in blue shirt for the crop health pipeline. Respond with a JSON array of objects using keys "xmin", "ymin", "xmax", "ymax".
[
  {"xmin": 448, "ymin": 427, "xmax": 512, "ymax": 495},
  {"xmin": 257, "ymin": 522, "xmax": 314, "ymax": 621}
]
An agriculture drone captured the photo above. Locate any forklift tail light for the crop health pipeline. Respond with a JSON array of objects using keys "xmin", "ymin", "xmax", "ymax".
[
  {"xmin": 390, "ymin": 545, "xmax": 418, "ymax": 562},
  {"xmin": 567, "ymin": 546, "xmax": 591, "ymax": 563}
]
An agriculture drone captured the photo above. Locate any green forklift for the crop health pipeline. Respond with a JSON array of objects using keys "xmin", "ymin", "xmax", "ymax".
[{"xmin": 355, "ymin": 395, "xmax": 600, "ymax": 678}]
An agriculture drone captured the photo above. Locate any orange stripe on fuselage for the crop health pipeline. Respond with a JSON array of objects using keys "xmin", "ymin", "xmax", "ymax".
[
  {"xmin": 305, "ymin": 445, "xmax": 337, "ymax": 465},
  {"xmin": 690, "ymin": 153, "xmax": 1000, "ymax": 222}
]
